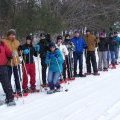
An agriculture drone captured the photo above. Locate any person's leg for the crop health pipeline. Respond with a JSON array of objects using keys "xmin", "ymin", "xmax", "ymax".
[
  {"xmin": 86, "ymin": 52, "xmax": 91, "ymax": 73},
  {"xmin": 73, "ymin": 52, "xmax": 78, "ymax": 76},
  {"xmin": 22, "ymin": 64, "xmax": 29, "ymax": 90},
  {"xmin": 91, "ymin": 51, "xmax": 98, "ymax": 73},
  {"xmin": 13, "ymin": 66, "xmax": 21, "ymax": 93},
  {"xmin": 115, "ymin": 47, "xmax": 119, "ymax": 64},
  {"xmin": 41, "ymin": 63, "xmax": 47, "ymax": 85},
  {"xmin": 103, "ymin": 51, "xmax": 108, "ymax": 69},
  {"xmin": 62, "ymin": 61, "xmax": 66, "ymax": 80},
  {"xmin": 107, "ymin": 51, "xmax": 110, "ymax": 66},
  {"xmin": 0, "ymin": 66, "xmax": 14, "ymax": 102},
  {"xmin": 29, "ymin": 63, "xmax": 36, "ymax": 90},
  {"xmin": 98, "ymin": 51, "xmax": 103, "ymax": 70},
  {"xmin": 66, "ymin": 55, "xmax": 71, "ymax": 79},
  {"xmin": 47, "ymin": 71, "xmax": 54, "ymax": 90},
  {"xmin": 7, "ymin": 66, "xmax": 12, "ymax": 81},
  {"xmin": 53, "ymin": 72, "xmax": 61, "ymax": 89},
  {"xmin": 110, "ymin": 51, "xmax": 115, "ymax": 66},
  {"xmin": 78, "ymin": 53, "xmax": 83, "ymax": 75}
]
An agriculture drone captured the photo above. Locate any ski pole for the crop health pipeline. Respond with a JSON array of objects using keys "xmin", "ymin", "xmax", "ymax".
[
  {"xmin": 11, "ymin": 60, "xmax": 18, "ymax": 100},
  {"xmin": 55, "ymin": 58, "xmax": 68, "ymax": 92},
  {"xmin": 37, "ymin": 54, "xmax": 42, "ymax": 92},
  {"xmin": 14, "ymin": 54, "xmax": 24, "ymax": 104},
  {"xmin": 19, "ymin": 51, "xmax": 29, "ymax": 81}
]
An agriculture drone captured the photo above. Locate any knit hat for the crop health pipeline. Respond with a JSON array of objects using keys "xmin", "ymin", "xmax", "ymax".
[
  {"xmin": 99, "ymin": 32, "xmax": 106, "ymax": 37},
  {"xmin": 74, "ymin": 30, "xmax": 79, "ymax": 34},
  {"xmin": 49, "ymin": 42, "xmax": 56, "ymax": 48},
  {"xmin": 26, "ymin": 35, "xmax": 33, "ymax": 41},
  {"xmin": 7, "ymin": 29, "xmax": 16, "ymax": 37},
  {"xmin": 57, "ymin": 35, "xmax": 63, "ymax": 40},
  {"xmin": 40, "ymin": 33, "xmax": 46, "ymax": 39},
  {"xmin": 65, "ymin": 34, "xmax": 70, "ymax": 39},
  {"xmin": 86, "ymin": 29, "xmax": 91, "ymax": 33}
]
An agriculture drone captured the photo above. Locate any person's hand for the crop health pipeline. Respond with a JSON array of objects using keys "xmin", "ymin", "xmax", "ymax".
[
  {"xmin": 23, "ymin": 49, "xmax": 30, "ymax": 55},
  {"xmin": 12, "ymin": 51, "xmax": 18, "ymax": 57}
]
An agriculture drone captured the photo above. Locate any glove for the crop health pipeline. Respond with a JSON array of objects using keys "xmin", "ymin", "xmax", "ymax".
[
  {"xmin": 34, "ymin": 45, "xmax": 40, "ymax": 52},
  {"xmin": 12, "ymin": 51, "xmax": 18, "ymax": 57},
  {"xmin": 23, "ymin": 49, "xmax": 30, "ymax": 55}
]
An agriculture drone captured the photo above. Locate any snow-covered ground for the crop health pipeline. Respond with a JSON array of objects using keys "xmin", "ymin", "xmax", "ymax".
[{"xmin": 0, "ymin": 53, "xmax": 120, "ymax": 120}]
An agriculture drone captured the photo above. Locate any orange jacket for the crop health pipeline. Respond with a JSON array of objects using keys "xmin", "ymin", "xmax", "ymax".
[
  {"xmin": 85, "ymin": 34, "xmax": 98, "ymax": 51},
  {"xmin": 4, "ymin": 38, "xmax": 20, "ymax": 66}
]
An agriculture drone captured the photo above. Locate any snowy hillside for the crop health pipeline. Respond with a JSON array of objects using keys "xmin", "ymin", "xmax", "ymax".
[{"xmin": 1, "ymin": 56, "xmax": 120, "ymax": 120}]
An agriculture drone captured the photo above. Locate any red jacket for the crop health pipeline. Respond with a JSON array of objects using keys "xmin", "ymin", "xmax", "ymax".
[{"xmin": 0, "ymin": 42, "xmax": 12, "ymax": 65}]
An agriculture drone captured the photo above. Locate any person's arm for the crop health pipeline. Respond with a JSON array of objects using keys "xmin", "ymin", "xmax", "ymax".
[
  {"xmin": 4, "ymin": 42, "xmax": 12, "ymax": 58},
  {"xmin": 55, "ymin": 50, "xmax": 64, "ymax": 64},
  {"xmin": 45, "ymin": 52, "xmax": 51, "ymax": 65},
  {"xmin": 82, "ymin": 38, "xmax": 87, "ymax": 49},
  {"xmin": 63, "ymin": 45, "xmax": 69, "ymax": 56}
]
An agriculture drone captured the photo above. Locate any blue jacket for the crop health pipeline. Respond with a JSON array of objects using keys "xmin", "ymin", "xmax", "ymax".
[
  {"xmin": 71, "ymin": 37, "xmax": 87, "ymax": 53},
  {"xmin": 113, "ymin": 36, "xmax": 120, "ymax": 48},
  {"xmin": 45, "ymin": 49, "xmax": 64, "ymax": 73}
]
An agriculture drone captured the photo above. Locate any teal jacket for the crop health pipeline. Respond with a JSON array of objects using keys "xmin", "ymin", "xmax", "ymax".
[
  {"xmin": 45, "ymin": 49, "xmax": 64, "ymax": 73},
  {"xmin": 114, "ymin": 36, "xmax": 120, "ymax": 47}
]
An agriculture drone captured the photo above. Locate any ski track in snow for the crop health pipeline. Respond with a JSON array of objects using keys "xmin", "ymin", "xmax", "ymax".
[{"xmin": 1, "ymin": 58, "xmax": 120, "ymax": 120}]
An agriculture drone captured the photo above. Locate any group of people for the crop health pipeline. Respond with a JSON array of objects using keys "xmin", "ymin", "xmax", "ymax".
[{"xmin": 0, "ymin": 29, "xmax": 120, "ymax": 106}]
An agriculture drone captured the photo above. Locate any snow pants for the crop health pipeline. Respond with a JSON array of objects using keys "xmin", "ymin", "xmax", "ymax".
[
  {"xmin": 0, "ymin": 66, "xmax": 14, "ymax": 101},
  {"xmin": 73, "ymin": 52, "xmax": 83, "ymax": 75},
  {"xmin": 47, "ymin": 71, "xmax": 61, "ymax": 90},
  {"xmin": 114, "ymin": 47, "xmax": 119, "ymax": 63},
  {"xmin": 22, "ymin": 63, "xmax": 36, "ymax": 90},
  {"xmin": 110, "ymin": 51, "xmax": 116, "ymax": 65},
  {"xmin": 98, "ymin": 51, "xmax": 108, "ymax": 69},
  {"xmin": 8, "ymin": 65, "xmax": 21, "ymax": 93},
  {"xmin": 41, "ymin": 58, "xmax": 47, "ymax": 85},
  {"xmin": 86, "ymin": 51, "xmax": 98, "ymax": 73}
]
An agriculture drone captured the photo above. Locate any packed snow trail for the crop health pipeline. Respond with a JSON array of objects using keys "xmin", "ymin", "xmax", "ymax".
[{"xmin": 1, "ymin": 65, "xmax": 120, "ymax": 120}]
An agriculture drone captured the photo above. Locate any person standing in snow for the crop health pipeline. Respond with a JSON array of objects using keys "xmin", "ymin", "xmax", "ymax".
[
  {"xmin": 37, "ymin": 33, "xmax": 52, "ymax": 87},
  {"xmin": 98, "ymin": 32, "xmax": 109, "ymax": 71},
  {"xmin": 64, "ymin": 34, "xmax": 75, "ymax": 80},
  {"xmin": 71, "ymin": 31, "xmax": 87, "ymax": 77},
  {"xmin": 85, "ymin": 30, "xmax": 100, "ymax": 76},
  {"xmin": 56, "ymin": 35, "xmax": 69, "ymax": 82},
  {"xmin": 19, "ymin": 35, "xmax": 39, "ymax": 93},
  {"xmin": 108, "ymin": 33, "xmax": 117, "ymax": 69},
  {"xmin": 0, "ymin": 35, "xmax": 16, "ymax": 106},
  {"xmin": 45, "ymin": 42, "xmax": 64, "ymax": 94},
  {"xmin": 113, "ymin": 32, "xmax": 120, "ymax": 64},
  {"xmin": 4, "ymin": 29, "xmax": 22, "ymax": 96}
]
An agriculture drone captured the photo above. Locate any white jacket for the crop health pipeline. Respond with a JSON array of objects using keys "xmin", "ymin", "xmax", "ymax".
[{"xmin": 56, "ymin": 44, "xmax": 69, "ymax": 60}]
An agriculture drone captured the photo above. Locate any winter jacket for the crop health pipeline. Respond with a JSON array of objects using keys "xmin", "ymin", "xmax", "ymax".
[
  {"xmin": 113, "ymin": 36, "xmax": 120, "ymax": 48},
  {"xmin": 98, "ymin": 37, "xmax": 109, "ymax": 51},
  {"xmin": 45, "ymin": 49, "xmax": 64, "ymax": 73},
  {"xmin": 56, "ymin": 44, "xmax": 69, "ymax": 60},
  {"xmin": 85, "ymin": 34, "xmax": 98, "ymax": 51},
  {"xmin": 20, "ymin": 44, "xmax": 37, "ymax": 64},
  {"xmin": 37, "ymin": 39, "xmax": 51, "ymax": 59},
  {"xmin": 4, "ymin": 38, "xmax": 20, "ymax": 66},
  {"xmin": 0, "ymin": 42, "xmax": 12, "ymax": 65},
  {"xmin": 64, "ymin": 39, "xmax": 75, "ymax": 52},
  {"xmin": 71, "ymin": 37, "xmax": 87, "ymax": 53},
  {"xmin": 108, "ymin": 37, "xmax": 118, "ymax": 51}
]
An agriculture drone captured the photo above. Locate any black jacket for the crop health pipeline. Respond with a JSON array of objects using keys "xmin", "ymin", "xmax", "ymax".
[
  {"xmin": 21, "ymin": 44, "xmax": 37, "ymax": 64},
  {"xmin": 37, "ymin": 39, "xmax": 52, "ymax": 59},
  {"xmin": 98, "ymin": 37, "xmax": 109, "ymax": 51}
]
